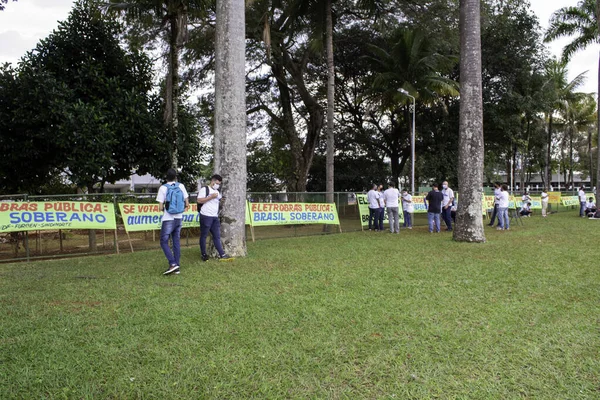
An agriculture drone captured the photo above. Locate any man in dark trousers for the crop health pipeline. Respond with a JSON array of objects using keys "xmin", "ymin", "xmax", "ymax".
[
  {"xmin": 425, "ymin": 183, "xmax": 444, "ymax": 233},
  {"xmin": 488, "ymin": 182, "xmax": 501, "ymax": 226}
]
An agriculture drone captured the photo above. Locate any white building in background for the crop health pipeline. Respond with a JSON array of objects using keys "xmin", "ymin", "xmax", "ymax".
[{"xmin": 103, "ymin": 173, "xmax": 163, "ymax": 193}]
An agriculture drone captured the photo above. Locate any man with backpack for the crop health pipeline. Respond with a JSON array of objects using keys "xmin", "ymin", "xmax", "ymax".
[
  {"xmin": 156, "ymin": 168, "xmax": 189, "ymax": 275},
  {"xmin": 197, "ymin": 174, "xmax": 233, "ymax": 262}
]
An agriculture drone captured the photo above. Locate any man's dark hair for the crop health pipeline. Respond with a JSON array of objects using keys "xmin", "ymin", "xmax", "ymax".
[
  {"xmin": 501, "ymin": 184, "xmax": 508, "ymax": 191},
  {"xmin": 388, "ymin": 182, "xmax": 395, "ymax": 188},
  {"xmin": 211, "ymin": 174, "xmax": 223, "ymax": 182},
  {"xmin": 166, "ymin": 168, "xmax": 177, "ymax": 181},
  {"xmin": 432, "ymin": 183, "xmax": 439, "ymax": 189}
]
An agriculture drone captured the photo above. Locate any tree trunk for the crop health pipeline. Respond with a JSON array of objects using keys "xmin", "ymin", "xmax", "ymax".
[
  {"xmin": 454, "ymin": 0, "xmax": 485, "ymax": 243},
  {"xmin": 214, "ymin": 0, "xmax": 247, "ymax": 257},
  {"xmin": 588, "ymin": 125, "xmax": 594, "ymax": 186},
  {"xmin": 325, "ymin": 0, "xmax": 335, "ymax": 205},
  {"xmin": 546, "ymin": 113, "xmax": 553, "ymax": 187},
  {"xmin": 569, "ymin": 125, "xmax": 574, "ymax": 186},
  {"xmin": 166, "ymin": 14, "xmax": 181, "ymax": 169}
]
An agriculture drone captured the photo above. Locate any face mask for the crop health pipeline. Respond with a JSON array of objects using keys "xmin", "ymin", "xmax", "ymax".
[
  {"xmin": 213, "ymin": 183, "xmax": 220, "ymax": 190},
  {"xmin": 443, "ymin": 185, "xmax": 448, "ymax": 189}
]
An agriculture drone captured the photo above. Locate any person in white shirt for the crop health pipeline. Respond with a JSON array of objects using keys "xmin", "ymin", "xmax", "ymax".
[
  {"xmin": 496, "ymin": 184, "xmax": 510, "ymax": 230},
  {"xmin": 441, "ymin": 181, "xmax": 454, "ymax": 231},
  {"xmin": 578, "ymin": 186, "xmax": 587, "ymax": 217},
  {"xmin": 197, "ymin": 174, "xmax": 232, "ymax": 261},
  {"xmin": 377, "ymin": 184, "xmax": 385, "ymax": 231},
  {"xmin": 488, "ymin": 182, "xmax": 501, "ymax": 227},
  {"xmin": 383, "ymin": 182, "xmax": 400, "ymax": 233},
  {"xmin": 585, "ymin": 197, "xmax": 596, "ymax": 216},
  {"xmin": 541, "ymin": 188, "xmax": 549, "ymax": 217},
  {"xmin": 366, "ymin": 184, "xmax": 380, "ymax": 231},
  {"xmin": 401, "ymin": 189, "xmax": 414, "ymax": 229},
  {"xmin": 522, "ymin": 191, "xmax": 532, "ymax": 203},
  {"xmin": 156, "ymin": 168, "xmax": 189, "ymax": 275},
  {"xmin": 519, "ymin": 202, "xmax": 532, "ymax": 217}
]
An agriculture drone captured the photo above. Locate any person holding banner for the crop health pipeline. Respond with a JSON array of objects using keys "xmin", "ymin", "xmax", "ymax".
[
  {"xmin": 197, "ymin": 175, "xmax": 233, "ymax": 262},
  {"xmin": 425, "ymin": 184, "xmax": 444, "ymax": 233},
  {"xmin": 383, "ymin": 182, "xmax": 400, "ymax": 233},
  {"xmin": 367, "ymin": 184, "xmax": 380, "ymax": 231},
  {"xmin": 541, "ymin": 188, "xmax": 549, "ymax": 217},
  {"xmin": 401, "ymin": 189, "xmax": 413, "ymax": 229},
  {"xmin": 157, "ymin": 168, "xmax": 190, "ymax": 275}
]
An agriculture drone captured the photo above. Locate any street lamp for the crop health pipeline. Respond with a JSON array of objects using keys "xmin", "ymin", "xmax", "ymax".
[{"xmin": 399, "ymin": 88, "xmax": 416, "ymax": 194}]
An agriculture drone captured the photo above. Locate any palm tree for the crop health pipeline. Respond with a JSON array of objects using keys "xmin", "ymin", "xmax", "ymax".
[
  {"xmin": 545, "ymin": 0, "xmax": 600, "ymax": 193},
  {"xmin": 542, "ymin": 59, "xmax": 586, "ymax": 187},
  {"xmin": 454, "ymin": 0, "xmax": 485, "ymax": 242},
  {"xmin": 105, "ymin": 0, "xmax": 208, "ymax": 169}
]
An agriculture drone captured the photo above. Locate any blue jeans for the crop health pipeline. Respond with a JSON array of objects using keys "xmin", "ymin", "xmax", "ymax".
[
  {"xmin": 160, "ymin": 218, "xmax": 182, "ymax": 266},
  {"xmin": 442, "ymin": 207, "xmax": 453, "ymax": 230},
  {"xmin": 368, "ymin": 208, "xmax": 380, "ymax": 230},
  {"xmin": 427, "ymin": 212, "xmax": 440, "ymax": 232},
  {"xmin": 403, "ymin": 211, "xmax": 412, "ymax": 227},
  {"xmin": 200, "ymin": 215, "xmax": 225, "ymax": 256},
  {"xmin": 580, "ymin": 201, "xmax": 586, "ymax": 216},
  {"xmin": 378, "ymin": 207, "xmax": 385, "ymax": 230},
  {"xmin": 498, "ymin": 207, "xmax": 509, "ymax": 229}
]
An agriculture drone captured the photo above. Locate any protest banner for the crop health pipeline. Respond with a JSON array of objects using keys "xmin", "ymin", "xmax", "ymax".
[
  {"xmin": 548, "ymin": 192, "xmax": 561, "ymax": 204},
  {"xmin": 0, "ymin": 201, "xmax": 116, "ymax": 233},
  {"xmin": 249, "ymin": 202, "xmax": 341, "ymax": 230},
  {"xmin": 356, "ymin": 194, "xmax": 404, "ymax": 228},
  {"xmin": 561, "ymin": 196, "xmax": 579, "ymax": 207},
  {"xmin": 119, "ymin": 203, "xmax": 200, "ymax": 232}
]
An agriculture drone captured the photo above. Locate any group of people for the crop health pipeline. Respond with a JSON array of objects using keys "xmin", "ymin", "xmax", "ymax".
[
  {"xmin": 156, "ymin": 169, "xmax": 232, "ymax": 276},
  {"xmin": 489, "ymin": 183, "xmax": 551, "ymax": 229},
  {"xmin": 366, "ymin": 181, "xmax": 455, "ymax": 234}
]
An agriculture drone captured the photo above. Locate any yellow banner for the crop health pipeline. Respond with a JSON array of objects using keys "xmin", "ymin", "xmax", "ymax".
[
  {"xmin": 561, "ymin": 196, "xmax": 579, "ymax": 207},
  {"xmin": 356, "ymin": 194, "xmax": 405, "ymax": 226},
  {"xmin": 0, "ymin": 201, "xmax": 116, "ymax": 233},
  {"xmin": 548, "ymin": 192, "xmax": 561, "ymax": 204},
  {"xmin": 119, "ymin": 203, "xmax": 200, "ymax": 232},
  {"xmin": 249, "ymin": 202, "xmax": 340, "ymax": 226}
]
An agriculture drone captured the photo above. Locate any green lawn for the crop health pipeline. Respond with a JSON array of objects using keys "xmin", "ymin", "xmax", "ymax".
[{"xmin": 1, "ymin": 211, "xmax": 599, "ymax": 399}]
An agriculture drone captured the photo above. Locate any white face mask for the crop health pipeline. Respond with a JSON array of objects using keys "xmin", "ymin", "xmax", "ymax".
[
  {"xmin": 443, "ymin": 185, "xmax": 448, "ymax": 189},
  {"xmin": 213, "ymin": 183, "xmax": 220, "ymax": 190}
]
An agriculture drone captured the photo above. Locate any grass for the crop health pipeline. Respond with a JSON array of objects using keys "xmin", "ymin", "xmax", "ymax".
[{"xmin": 1, "ymin": 210, "xmax": 599, "ymax": 399}]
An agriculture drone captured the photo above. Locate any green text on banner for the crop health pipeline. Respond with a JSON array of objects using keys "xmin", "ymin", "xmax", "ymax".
[
  {"xmin": 249, "ymin": 202, "xmax": 340, "ymax": 226},
  {"xmin": 0, "ymin": 201, "xmax": 116, "ymax": 233},
  {"xmin": 119, "ymin": 203, "xmax": 199, "ymax": 232}
]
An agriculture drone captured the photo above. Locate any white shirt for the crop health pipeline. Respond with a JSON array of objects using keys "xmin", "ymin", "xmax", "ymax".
[
  {"xmin": 402, "ymin": 194, "xmax": 414, "ymax": 213},
  {"xmin": 377, "ymin": 191, "xmax": 386, "ymax": 207},
  {"xmin": 156, "ymin": 182, "xmax": 189, "ymax": 221},
  {"xmin": 367, "ymin": 189, "xmax": 380, "ymax": 209},
  {"xmin": 383, "ymin": 188, "xmax": 400, "ymax": 208},
  {"xmin": 586, "ymin": 201, "xmax": 595, "ymax": 209},
  {"xmin": 494, "ymin": 188, "xmax": 501, "ymax": 205},
  {"xmin": 522, "ymin": 194, "xmax": 531, "ymax": 202},
  {"xmin": 198, "ymin": 185, "xmax": 222, "ymax": 217},
  {"xmin": 498, "ymin": 191, "xmax": 509, "ymax": 208},
  {"xmin": 541, "ymin": 191, "xmax": 549, "ymax": 202},
  {"xmin": 442, "ymin": 187, "xmax": 454, "ymax": 207},
  {"xmin": 578, "ymin": 189, "xmax": 586, "ymax": 202}
]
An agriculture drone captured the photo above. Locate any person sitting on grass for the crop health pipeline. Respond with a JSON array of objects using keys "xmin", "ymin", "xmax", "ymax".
[
  {"xmin": 585, "ymin": 197, "xmax": 596, "ymax": 216},
  {"xmin": 519, "ymin": 202, "xmax": 532, "ymax": 217}
]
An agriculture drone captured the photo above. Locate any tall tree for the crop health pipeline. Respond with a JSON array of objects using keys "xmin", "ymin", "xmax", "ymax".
[
  {"xmin": 213, "ymin": 0, "xmax": 247, "ymax": 256},
  {"xmin": 545, "ymin": 0, "xmax": 600, "ymax": 194},
  {"xmin": 325, "ymin": 0, "xmax": 335, "ymax": 204},
  {"xmin": 454, "ymin": 0, "xmax": 485, "ymax": 242}
]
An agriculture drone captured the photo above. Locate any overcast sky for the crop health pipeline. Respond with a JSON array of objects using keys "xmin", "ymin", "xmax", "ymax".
[{"xmin": 0, "ymin": 0, "xmax": 597, "ymax": 94}]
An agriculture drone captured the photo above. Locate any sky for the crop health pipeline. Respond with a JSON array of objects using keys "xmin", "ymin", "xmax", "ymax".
[{"xmin": 0, "ymin": 0, "xmax": 597, "ymax": 94}]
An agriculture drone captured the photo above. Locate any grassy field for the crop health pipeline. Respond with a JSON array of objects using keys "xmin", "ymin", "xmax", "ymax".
[{"xmin": 1, "ymin": 210, "xmax": 598, "ymax": 399}]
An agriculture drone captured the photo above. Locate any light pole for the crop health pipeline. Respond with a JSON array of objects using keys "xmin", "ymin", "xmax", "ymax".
[{"xmin": 399, "ymin": 89, "xmax": 416, "ymax": 194}]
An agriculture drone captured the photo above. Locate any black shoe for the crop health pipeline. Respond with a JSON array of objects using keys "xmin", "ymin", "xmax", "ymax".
[
  {"xmin": 202, "ymin": 254, "xmax": 209, "ymax": 262},
  {"xmin": 218, "ymin": 254, "xmax": 234, "ymax": 262},
  {"xmin": 163, "ymin": 265, "xmax": 179, "ymax": 275}
]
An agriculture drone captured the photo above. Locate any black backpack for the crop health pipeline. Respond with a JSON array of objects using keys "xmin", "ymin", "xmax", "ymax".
[{"xmin": 197, "ymin": 186, "xmax": 210, "ymax": 212}]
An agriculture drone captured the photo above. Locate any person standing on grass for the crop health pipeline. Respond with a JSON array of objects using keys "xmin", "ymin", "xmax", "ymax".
[
  {"xmin": 157, "ymin": 168, "xmax": 190, "ymax": 275},
  {"xmin": 425, "ymin": 184, "xmax": 444, "ymax": 233},
  {"xmin": 441, "ymin": 181, "xmax": 454, "ymax": 231},
  {"xmin": 497, "ymin": 184, "xmax": 510, "ymax": 230},
  {"xmin": 383, "ymin": 182, "xmax": 400, "ymax": 234},
  {"xmin": 401, "ymin": 189, "xmax": 413, "ymax": 229},
  {"xmin": 197, "ymin": 174, "xmax": 233, "ymax": 262},
  {"xmin": 367, "ymin": 184, "xmax": 380, "ymax": 231},
  {"xmin": 578, "ymin": 186, "xmax": 586, "ymax": 217},
  {"xmin": 488, "ymin": 182, "xmax": 501, "ymax": 227},
  {"xmin": 377, "ymin": 184, "xmax": 385, "ymax": 231},
  {"xmin": 522, "ymin": 190, "xmax": 532, "ymax": 204},
  {"xmin": 541, "ymin": 188, "xmax": 549, "ymax": 217}
]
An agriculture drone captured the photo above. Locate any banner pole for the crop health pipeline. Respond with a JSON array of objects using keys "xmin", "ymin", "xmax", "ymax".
[
  {"xmin": 59, "ymin": 229, "xmax": 64, "ymax": 253},
  {"xmin": 126, "ymin": 230, "xmax": 134, "ymax": 253},
  {"xmin": 114, "ymin": 229, "xmax": 120, "ymax": 254}
]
